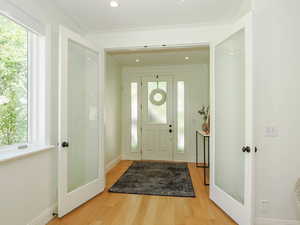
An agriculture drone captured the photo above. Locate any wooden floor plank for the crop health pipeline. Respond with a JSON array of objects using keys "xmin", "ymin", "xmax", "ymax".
[{"xmin": 48, "ymin": 161, "xmax": 237, "ymax": 225}]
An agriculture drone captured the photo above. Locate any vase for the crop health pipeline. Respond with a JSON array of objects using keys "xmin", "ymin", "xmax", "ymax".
[
  {"xmin": 202, "ymin": 122, "xmax": 209, "ymax": 134},
  {"xmin": 202, "ymin": 115, "xmax": 210, "ymax": 134}
]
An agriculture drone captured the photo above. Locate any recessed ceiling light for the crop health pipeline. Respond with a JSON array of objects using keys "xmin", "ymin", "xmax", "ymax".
[
  {"xmin": 136, "ymin": 59, "xmax": 140, "ymax": 63},
  {"xmin": 110, "ymin": 1, "xmax": 119, "ymax": 7},
  {"xmin": 185, "ymin": 56, "xmax": 189, "ymax": 60}
]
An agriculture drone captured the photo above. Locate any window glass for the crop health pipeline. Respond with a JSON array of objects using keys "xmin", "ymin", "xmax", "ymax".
[
  {"xmin": 0, "ymin": 15, "xmax": 28, "ymax": 146},
  {"xmin": 131, "ymin": 82, "xmax": 138, "ymax": 150},
  {"xmin": 147, "ymin": 81, "xmax": 167, "ymax": 124},
  {"xmin": 177, "ymin": 81, "xmax": 185, "ymax": 152}
]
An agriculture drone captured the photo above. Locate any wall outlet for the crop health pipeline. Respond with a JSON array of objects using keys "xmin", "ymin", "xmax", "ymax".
[{"xmin": 260, "ymin": 200, "xmax": 270, "ymax": 215}]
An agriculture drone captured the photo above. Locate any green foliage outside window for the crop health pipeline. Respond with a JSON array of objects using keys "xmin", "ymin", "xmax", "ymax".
[{"xmin": 0, "ymin": 15, "xmax": 28, "ymax": 146}]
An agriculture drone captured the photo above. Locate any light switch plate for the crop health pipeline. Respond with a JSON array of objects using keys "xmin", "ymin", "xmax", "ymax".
[
  {"xmin": 264, "ymin": 126, "xmax": 278, "ymax": 137},
  {"xmin": 260, "ymin": 200, "xmax": 270, "ymax": 215}
]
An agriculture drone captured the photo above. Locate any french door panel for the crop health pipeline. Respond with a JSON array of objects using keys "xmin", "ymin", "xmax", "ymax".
[
  {"xmin": 58, "ymin": 26, "xmax": 104, "ymax": 217},
  {"xmin": 210, "ymin": 14, "xmax": 254, "ymax": 225}
]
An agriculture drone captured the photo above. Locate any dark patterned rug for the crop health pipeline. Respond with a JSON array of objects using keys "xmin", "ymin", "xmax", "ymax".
[{"xmin": 109, "ymin": 161, "xmax": 195, "ymax": 197}]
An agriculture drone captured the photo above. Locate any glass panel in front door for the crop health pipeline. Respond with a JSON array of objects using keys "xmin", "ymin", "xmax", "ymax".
[
  {"xmin": 215, "ymin": 29, "xmax": 246, "ymax": 204},
  {"xmin": 67, "ymin": 40, "xmax": 99, "ymax": 193},
  {"xmin": 147, "ymin": 81, "xmax": 167, "ymax": 124}
]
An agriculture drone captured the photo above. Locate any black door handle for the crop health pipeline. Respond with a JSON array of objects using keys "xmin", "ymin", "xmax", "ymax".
[
  {"xmin": 242, "ymin": 146, "xmax": 251, "ymax": 153},
  {"xmin": 169, "ymin": 129, "xmax": 172, "ymax": 133},
  {"xmin": 62, "ymin": 141, "xmax": 69, "ymax": 148}
]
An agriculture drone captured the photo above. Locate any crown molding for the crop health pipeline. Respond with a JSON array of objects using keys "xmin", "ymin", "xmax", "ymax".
[{"xmin": 86, "ymin": 22, "xmax": 233, "ymax": 36}]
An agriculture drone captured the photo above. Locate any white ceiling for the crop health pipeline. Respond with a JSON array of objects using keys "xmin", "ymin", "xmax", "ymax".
[
  {"xmin": 108, "ymin": 47, "xmax": 209, "ymax": 67},
  {"xmin": 53, "ymin": 0, "xmax": 251, "ymax": 33}
]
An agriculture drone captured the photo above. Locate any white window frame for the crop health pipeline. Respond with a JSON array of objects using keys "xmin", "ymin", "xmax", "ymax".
[
  {"xmin": 0, "ymin": 8, "xmax": 53, "ymax": 162},
  {"xmin": 27, "ymin": 32, "xmax": 48, "ymax": 145}
]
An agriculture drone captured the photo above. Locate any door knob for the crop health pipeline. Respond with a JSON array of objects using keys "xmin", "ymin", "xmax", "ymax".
[
  {"xmin": 62, "ymin": 141, "xmax": 69, "ymax": 148},
  {"xmin": 242, "ymin": 146, "xmax": 250, "ymax": 153},
  {"xmin": 169, "ymin": 129, "xmax": 172, "ymax": 133}
]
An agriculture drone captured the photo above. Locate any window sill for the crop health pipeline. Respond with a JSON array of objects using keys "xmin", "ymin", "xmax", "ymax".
[{"xmin": 0, "ymin": 144, "xmax": 55, "ymax": 163}]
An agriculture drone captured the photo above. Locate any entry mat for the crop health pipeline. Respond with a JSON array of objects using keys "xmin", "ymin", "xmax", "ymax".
[{"xmin": 109, "ymin": 161, "xmax": 196, "ymax": 197}]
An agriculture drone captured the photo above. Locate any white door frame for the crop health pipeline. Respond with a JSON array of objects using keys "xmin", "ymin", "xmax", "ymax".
[
  {"xmin": 209, "ymin": 13, "xmax": 254, "ymax": 225},
  {"xmin": 58, "ymin": 26, "xmax": 105, "ymax": 217},
  {"xmin": 121, "ymin": 69, "xmax": 192, "ymax": 162}
]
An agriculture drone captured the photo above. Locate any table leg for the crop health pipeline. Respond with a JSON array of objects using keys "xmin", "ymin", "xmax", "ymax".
[
  {"xmin": 207, "ymin": 137, "xmax": 210, "ymax": 185},
  {"xmin": 203, "ymin": 136, "xmax": 206, "ymax": 167},
  {"xmin": 204, "ymin": 137, "xmax": 210, "ymax": 186},
  {"xmin": 196, "ymin": 131, "xmax": 206, "ymax": 168},
  {"xmin": 204, "ymin": 136, "xmax": 206, "ymax": 185},
  {"xmin": 196, "ymin": 131, "xmax": 198, "ymax": 166}
]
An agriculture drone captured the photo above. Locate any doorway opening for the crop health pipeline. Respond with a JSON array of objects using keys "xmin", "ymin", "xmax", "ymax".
[{"xmin": 105, "ymin": 45, "xmax": 210, "ymax": 163}]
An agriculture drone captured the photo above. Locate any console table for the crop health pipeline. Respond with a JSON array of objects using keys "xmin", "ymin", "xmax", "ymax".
[{"xmin": 196, "ymin": 130, "xmax": 210, "ymax": 185}]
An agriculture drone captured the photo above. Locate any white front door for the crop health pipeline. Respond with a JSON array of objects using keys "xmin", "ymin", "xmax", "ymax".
[
  {"xmin": 210, "ymin": 14, "xmax": 254, "ymax": 225},
  {"xmin": 141, "ymin": 76, "xmax": 174, "ymax": 161},
  {"xmin": 58, "ymin": 26, "xmax": 104, "ymax": 217}
]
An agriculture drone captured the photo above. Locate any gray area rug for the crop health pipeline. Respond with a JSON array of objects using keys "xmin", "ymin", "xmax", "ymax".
[{"xmin": 109, "ymin": 161, "xmax": 196, "ymax": 197}]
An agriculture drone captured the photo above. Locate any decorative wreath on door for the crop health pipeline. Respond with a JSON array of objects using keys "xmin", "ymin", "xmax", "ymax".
[{"xmin": 149, "ymin": 75, "xmax": 167, "ymax": 106}]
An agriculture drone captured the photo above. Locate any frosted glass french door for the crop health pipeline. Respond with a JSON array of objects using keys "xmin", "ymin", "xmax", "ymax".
[
  {"xmin": 58, "ymin": 26, "xmax": 104, "ymax": 217},
  {"xmin": 210, "ymin": 15, "xmax": 254, "ymax": 225}
]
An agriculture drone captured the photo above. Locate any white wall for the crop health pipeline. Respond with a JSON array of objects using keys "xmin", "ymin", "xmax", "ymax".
[
  {"xmin": 0, "ymin": 1, "xmax": 82, "ymax": 225},
  {"xmin": 121, "ymin": 64, "xmax": 209, "ymax": 162},
  {"xmin": 104, "ymin": 54, "xmax": 122, "ymax": 168},
  {"xmin": 253, "ymin": 0, "xmax": 300, "ymax": 223},
  {"xmin": 0, "ymin": 151, "xmax": 57, "ymax": 225}
]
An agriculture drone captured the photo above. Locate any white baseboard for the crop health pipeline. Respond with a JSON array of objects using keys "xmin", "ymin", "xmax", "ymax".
[
  {"xmin": 105, "ymin": 155, "xmax": 121, "ymax": 173},
  {"xmin": 256, "ymin": 217, "xmax": 300, "ymax": 225},
  {"xmin": 27, "ymin": 204, "xmax": 57, "ymax": 225},
  {"xmin": 122, "ymin": 154, "xmax": 197, "ymax": 163},
  {"xmin": 121, "ymin": 153, "xmax": 140, "ymax": 161}
]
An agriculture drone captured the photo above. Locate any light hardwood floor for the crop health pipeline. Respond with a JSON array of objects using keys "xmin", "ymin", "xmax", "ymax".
[{"xmin": 48, "ymin": 160, "xmax": 237, "ymax": 225}]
